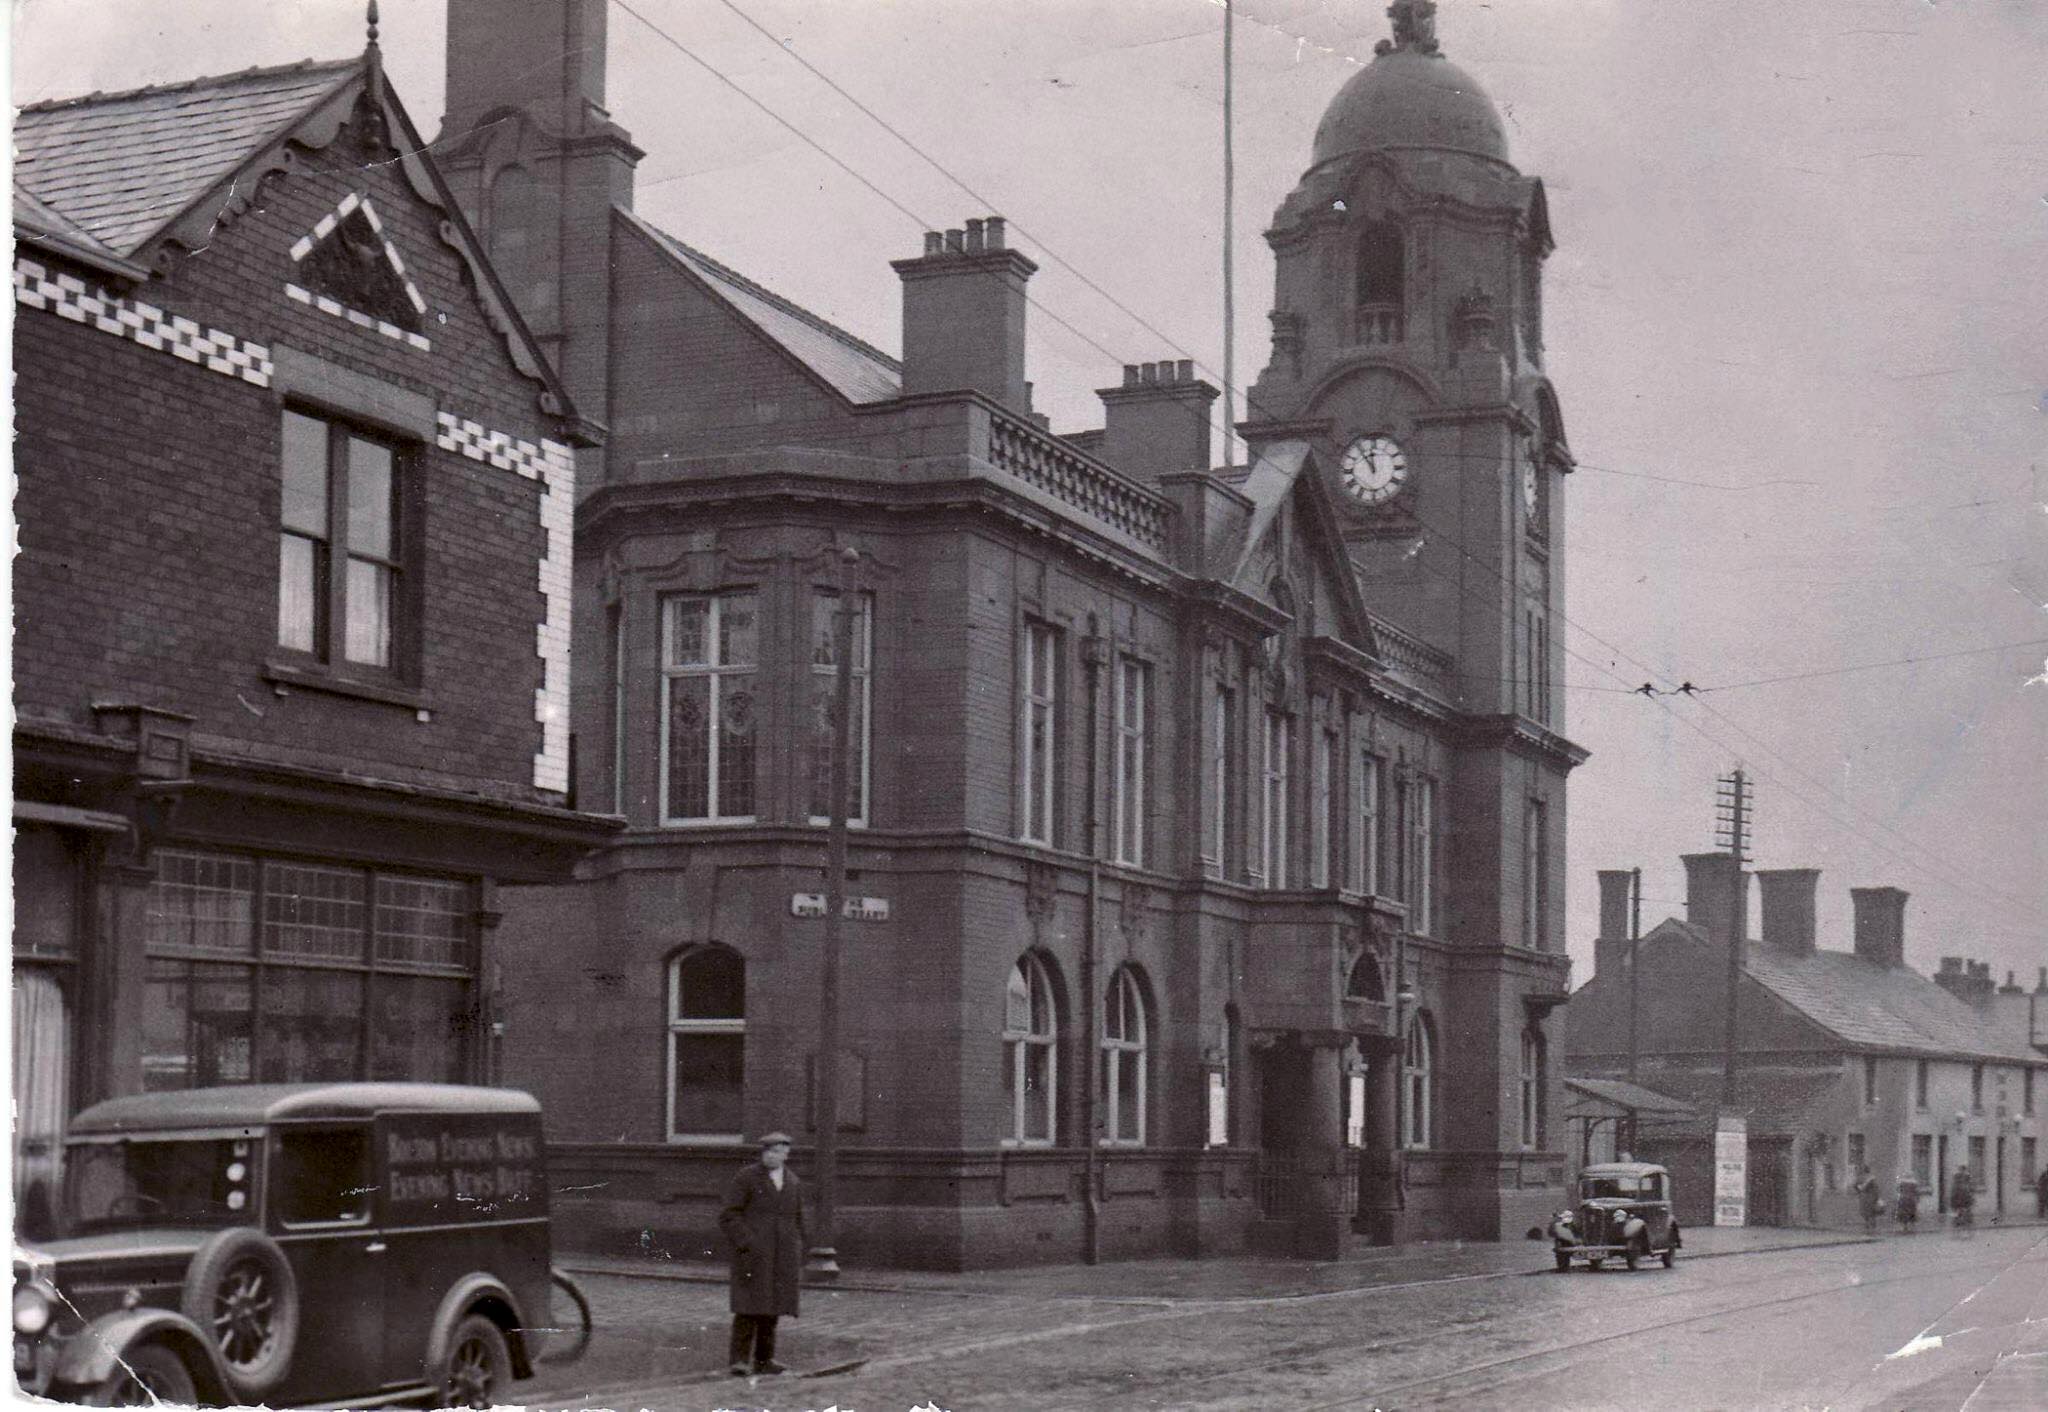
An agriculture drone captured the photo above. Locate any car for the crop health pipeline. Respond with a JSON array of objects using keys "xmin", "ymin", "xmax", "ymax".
[
  {"xmin": 1547, "ymin": 1160, "xmax": 1681, "ymax": 1272},
  {"xmin": 12, "ymin": 1082, "xmax": 588, "ymax": 1407}
]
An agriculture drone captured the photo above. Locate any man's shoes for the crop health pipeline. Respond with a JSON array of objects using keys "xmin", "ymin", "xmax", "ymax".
[
  {"xmin": 728, "ymin": 1361, "xmax": 752, "ymax": 1377},
  {"xmin": 754, "ymin": 1359, "xmax": 790, "ymax": 1376}
]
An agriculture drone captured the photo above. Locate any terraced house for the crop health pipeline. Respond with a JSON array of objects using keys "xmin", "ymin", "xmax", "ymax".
[
  {"xmin": 10, "ymin": 24, "xmax": 616, "ymax": 1229},
  {"xmin": 456, "ymin": 0, "xmax": 1583, "ymax": 1266}
]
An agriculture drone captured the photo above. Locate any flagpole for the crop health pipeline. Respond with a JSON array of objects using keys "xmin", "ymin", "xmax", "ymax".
[{"xmin": 1222, "ymin": 0, "xmax": 1236, "ymax": 468}]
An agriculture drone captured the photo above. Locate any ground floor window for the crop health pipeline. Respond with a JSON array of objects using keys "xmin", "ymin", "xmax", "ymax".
[
  {"xmin": 1912, "ymin": 1134, "xmax": 1933, "ymax": 1187},
  {"xmin": 142, "ymin": 848, "xmax": 476, "ymax": 1091},
  {"xmin": 1101, "ymin": 967, "xmax": 1148, "ymax": 1145},
  {"xmin": 667, "ymin": 946, "xmax": 746, "ymax": 1140},
  {"xmin": 1403, "ymin": 1012, "xmax": 1433, "ymax": 1150},
  {"xmin": 1004, "ymin": 953, "xmax": 1059, "ymax": 1145}
]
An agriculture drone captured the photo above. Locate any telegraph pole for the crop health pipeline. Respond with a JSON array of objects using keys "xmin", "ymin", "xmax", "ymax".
[
  {"xmin": 1715, "ymin": 769, "xmax": 1752, "ymax": 1107},
  {"xmin": 807, "ymin": 546, "xmax": 860, "ymax": 1281},
  {"xmin": 1626, "ymin": 866, "xmax": 1641, "ymax": 1083}
]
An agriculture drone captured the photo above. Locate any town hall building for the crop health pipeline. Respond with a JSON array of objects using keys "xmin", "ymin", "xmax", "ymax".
[{"xmin": 448, "ymin": 0, "xmax": 1583, "ymax": 1266}]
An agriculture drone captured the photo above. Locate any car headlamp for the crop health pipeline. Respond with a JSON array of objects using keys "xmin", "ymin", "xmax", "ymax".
[{"xmin": 13, "ymin": 1284, "xmax": 52, "ymax": 1336}]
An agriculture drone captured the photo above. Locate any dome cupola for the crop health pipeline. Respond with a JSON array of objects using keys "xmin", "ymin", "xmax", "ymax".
[{"xmin": 1310, "ymin": 0, "xmax": 1508, "ymax": 167}]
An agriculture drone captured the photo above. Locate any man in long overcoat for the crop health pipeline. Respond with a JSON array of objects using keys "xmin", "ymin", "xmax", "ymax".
[{"xmin": 718, "ymin": 1132, "xmax": 805, "ymax": 1376}]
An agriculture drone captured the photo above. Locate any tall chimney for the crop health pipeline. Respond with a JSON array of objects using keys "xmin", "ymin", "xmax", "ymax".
[
  {"xmin": 892, "ymin": 217, "xmax": 1037, "ymax": 414},
  {"xmin": 1595, "ymin": 869, "xmax": 1635, "ymax": 977},
  {"xmin": 1096, "ymin": 361, "xmax": 1218, "ymax": 481},
  {"xmin": 444, "ymin": 0, "xmax": 614, "ymax": 147},
  {"xmin": 1850, "ymin": 886, "xmax": 1908, "ymax": 969},
  {"xmin": 1756, "ymin": 869, "xmax": 1819, "ymax": 954},
  {"xmin": 1681, "ymin": 852, "xmax": 1745, "ymax": 947}
]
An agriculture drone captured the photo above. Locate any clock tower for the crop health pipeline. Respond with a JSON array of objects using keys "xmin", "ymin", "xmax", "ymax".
[{"xmin": 1244, "ymin": 0, "xmax": 1582, "ymax": 1194}]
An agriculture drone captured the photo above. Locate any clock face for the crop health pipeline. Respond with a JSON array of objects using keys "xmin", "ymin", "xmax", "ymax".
[{"xmin": 1339, "ymin": 435, "xmax": 1408, "ymax": 505}]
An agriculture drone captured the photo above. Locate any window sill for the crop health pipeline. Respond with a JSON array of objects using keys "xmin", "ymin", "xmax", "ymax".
[
  {"xmin": 264, "ymin": 659, "xmax": 426, "ymax": 711},
  {"xmin": 665, "ymin": 1134, "xmax": 744, "ymax": 1147}
]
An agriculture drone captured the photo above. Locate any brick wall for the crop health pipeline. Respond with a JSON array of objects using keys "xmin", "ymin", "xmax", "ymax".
[{"xmin": 13, "ymin": 130, "xmax": 571, "ymax": 803}]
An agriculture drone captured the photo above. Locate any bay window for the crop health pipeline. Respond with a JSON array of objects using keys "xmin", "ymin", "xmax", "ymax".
[{"xmin": 661, "ymin": 592, "xmax": 759, "ymax": 823}]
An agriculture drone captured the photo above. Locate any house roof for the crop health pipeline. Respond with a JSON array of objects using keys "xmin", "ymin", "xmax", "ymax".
[
  {"xmin": 1564, "ymin": 1076, "xmax": 1695, "ymax": 1117},
  {"xmin": 1652, "ymin": 919, "xmax": 2044, "ymax": 1066},
  {"xmin": 618, "ymin": 207, "xmax": 902, "ymax": 406},
  {"xmin": 15, "ymin": 59, "xmax": 359, "ymax": 258},
  {"xmin": 1615, "ymin": 1066, "xmax": 1845, "ymax": 1137}
]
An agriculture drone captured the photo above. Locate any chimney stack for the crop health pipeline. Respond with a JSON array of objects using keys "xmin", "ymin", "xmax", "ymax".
[
  {"xmin": 1756, "ymin": 869, "xmax": 1819, "ymax": 954},
  {"xmin": 1681, "ymin": 852, "xmax": 1746, "ymax": 947},
  {"xmin": 1850, "ymin": 886, "xmax": 1908, "ymax": 969},
  {"xmin": 1096, "ymin": 360, "xmax": 1219, "ymax": 481},
  {"xmin": 892, "ymin": 216, "xmax": 1038, "ymax": 415},
  {"xmin": 1595, "ymin": 869, "xmax": 1635, "ymax": 977}
]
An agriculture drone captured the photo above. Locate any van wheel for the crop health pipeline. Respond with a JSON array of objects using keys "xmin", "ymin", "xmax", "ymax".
[
  {"xmin": 85, "ymin": 1342, "xmax": 198, "ymax": 1407},
  {"xmin": 441, "ymin": 1314, "xmax": 513, "ymax": 1410},
  {"xmin": 181, "ymin": 1227, "xmax": 299, "ymax": 1398}
]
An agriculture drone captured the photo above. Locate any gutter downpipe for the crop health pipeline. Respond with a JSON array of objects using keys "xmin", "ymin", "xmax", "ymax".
[{"xmin": 1081, "ymin": 615, "xmax": 1107, "ymax": 1265}]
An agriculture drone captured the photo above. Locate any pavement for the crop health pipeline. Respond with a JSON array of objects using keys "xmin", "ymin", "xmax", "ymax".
[{"xmin": 525, "ymin": 1223, "xmax": 1903, "ymax": 1406}]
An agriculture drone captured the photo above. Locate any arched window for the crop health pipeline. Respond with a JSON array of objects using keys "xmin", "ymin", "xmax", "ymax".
[
  {"xmin": 1403, "ymin": 1010, "xmax": 1434, "ymax": 1150},
  {"xmin": 487, "ymin": 163, "xmax": 544, "ymax": 314},
  {"xmin": 1345, "ymin": 950, "xmax": 1385, "ymax": 1003},
  {"xmin": 1355, "ymin": 221, "xmax": 1405, "ymax": 344},
  {"xmin": 1520, "ymin": 1028, "xmax": 1545, "ymax": 1149},
  {"xmin": 1102, "ymin": 967, "xmax": 1149, "ymax": 1145},
  {"xmin": 1003, "ymin": 954, "xmax": 1058, "ymax": 1145},
  {"xmin": 667, "ymin": 946, "xmax": 744, "ymax": 1141}
]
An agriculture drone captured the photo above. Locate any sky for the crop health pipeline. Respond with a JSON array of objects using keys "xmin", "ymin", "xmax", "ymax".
[{"xmin": 12, "ymin": 0, "xmax": 2046, "ymax": 988}]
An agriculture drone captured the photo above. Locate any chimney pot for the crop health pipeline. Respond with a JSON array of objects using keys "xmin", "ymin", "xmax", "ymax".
[
  {"xmin": 1595, "ymin": 869, "xmax": 1636, "ymax": 978},
  {"xmin": 985, "ymin": 215, "xmax": 1006, "ymax": 249},
  {"xmin": 1122, "ymin": 364, "xmax": 1140, "ymax": 387},
  {"xmin": 1681, "ymin": 852, "xmax": 1747, "ymax": 947},
  {"xmin": 893, "ymin": 215, "xmax": 1038, "ymax": 412},
  {"xmin": 1850, "ymin": 886, "xmax": 1909, "ymax": 969},
  {"xmin": 2037, "ymin": 966, "xmax": 2047, "ymax": 995},
  {"xmin": 1756, "ymin": 868, "xmax": 1820, "ymax": 954},
  {"xmin": 1177, "ymin": 358, "xmax": 1194, "ymax": 381}
]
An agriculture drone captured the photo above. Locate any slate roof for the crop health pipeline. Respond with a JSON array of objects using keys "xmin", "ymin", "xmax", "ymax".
[
  {"xmin": 618, "ymin": 208, "xmax": 902, "ymax": 406},
  {"xmin": 1564, "ymin": 1076, "xmax": 1695, "ymax": 1117},
  {"xmin": 15, "ymin": 59, "xmax": 358, "ymax": 257},
  {"xmin": 1654, "ymin": 919, "xmax": 2044, "ymax": 1065},
  {"xmin": 1614, "ymin": 1066, "xmax": 1844, "ymax": 1137}
]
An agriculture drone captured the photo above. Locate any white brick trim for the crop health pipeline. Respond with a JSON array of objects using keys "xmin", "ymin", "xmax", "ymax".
[
  {"xmin": 436, "ymin": 412, "xmax": 576, "ymax": 793},
  {"xmin": 14, "ymin": 256, "xmax": 272, "ymax": 387},
  {"xmin": 287, "ymin": 192, "xmax": 431, "ymax": 351}
]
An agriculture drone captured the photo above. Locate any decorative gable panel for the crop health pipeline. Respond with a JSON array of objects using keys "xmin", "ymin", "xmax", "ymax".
[{"xmin": 286, "ymin": 191, "xmax": 430, "ymax": 350}]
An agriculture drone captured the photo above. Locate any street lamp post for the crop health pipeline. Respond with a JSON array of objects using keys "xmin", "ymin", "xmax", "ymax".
[{"xmin": 806, "ymin": 547, "xmax": 859, "ymax": 1282}]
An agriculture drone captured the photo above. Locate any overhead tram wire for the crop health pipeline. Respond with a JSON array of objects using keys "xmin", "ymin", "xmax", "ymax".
[
  {"xmin": 696, "ymin": 0, "xmax": 1245, "ymax": 450},
  {"xmin": 628, "ymin": 0, "xmax": 1241, "ymax": 450},
  {"xmin": 613, "ymin": 0, "xmax": 2037, "ymax": 927}
]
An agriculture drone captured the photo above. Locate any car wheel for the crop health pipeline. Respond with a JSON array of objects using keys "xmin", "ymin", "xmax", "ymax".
[
  {"xmin": 1554, "ymin": 1249, "xmax": 1572, "ymax": 1273},
  {"xmin": 440, "ymin": 1313, "xmax": 513, "ymax": 1410},
  {"xmin": 1662, "ymin": 1240, "xmax": 1677, "ymax": 1268},
  {"xmin": 1626, "ymin": 1235, "xmax": 1645, "ymax": 1271},
  {"xmin": 85, "ymin": 1342, "xmax": 198, "ymax": 1407},
  {"xmin": 180, "ymin": 1227, "xmax": 299, "ymax": 1399},
  {"xmin": 1588, "ymin": 1258, "xmax": 1604, "ymax": 1271}
]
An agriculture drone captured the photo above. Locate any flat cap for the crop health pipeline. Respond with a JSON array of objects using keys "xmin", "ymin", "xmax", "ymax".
[{"xmin": 757, "ymin": 1131, "xmax": 794, "ymax": 1149}]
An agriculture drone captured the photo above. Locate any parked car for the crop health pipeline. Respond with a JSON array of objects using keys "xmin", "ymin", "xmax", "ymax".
[
  {"xmin": 11, "ymin": 1082, "xmax": 588, "ymax": 1406},
  {"xmin": 1548, "ymin": 1161, "xmax": 1681, "ymax": 1272}
]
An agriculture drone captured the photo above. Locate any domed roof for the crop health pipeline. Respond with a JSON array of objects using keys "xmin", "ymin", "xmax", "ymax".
[{"xmin": 1310, "ymin": 43, "xmax": 1508, "ymax": 168}]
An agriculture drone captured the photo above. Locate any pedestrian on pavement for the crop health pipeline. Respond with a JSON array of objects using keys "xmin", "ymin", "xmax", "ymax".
[
  {"xmin": 1950, "ymin": 1165, "xmax": 1975, "ymax": 1230},
  {"xmin": 1853, "ymin": 1166, "xmax": 1882, "ymax": 1233},
  {"xmin": 1895, "ymin": 1176, "xmax": 1919, "ymax": 1233},
  {"xmin": 2035, "ymin": 1166, "xmax": 2047, "ymax": 1219},
  {"xmin": 718, "ymin": 1131, "xmax": 805, "ymax": 1378}
]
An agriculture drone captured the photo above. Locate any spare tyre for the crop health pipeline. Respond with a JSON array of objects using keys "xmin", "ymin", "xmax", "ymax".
[{"xmin": 180, "ymin": 1227, "xmax": 299, "ymax": 1399}]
